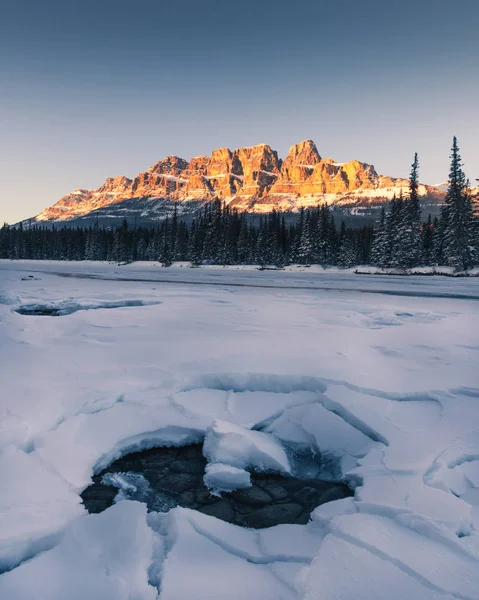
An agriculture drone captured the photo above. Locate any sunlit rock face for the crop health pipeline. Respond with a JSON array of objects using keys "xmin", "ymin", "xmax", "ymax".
[{"xmin": 33, "ymin": 140, "xmax": 445, "ymax": 224}]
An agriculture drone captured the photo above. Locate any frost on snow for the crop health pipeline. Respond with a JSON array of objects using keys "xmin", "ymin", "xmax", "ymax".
[{"xmin": 1, "ymin": 260, "xmax": 479, "ymax": 599}]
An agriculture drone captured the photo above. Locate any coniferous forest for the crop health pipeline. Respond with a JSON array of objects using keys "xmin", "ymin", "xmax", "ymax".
[{"xmin": 1, "ymin": 138, "xmax": 478, "ymax": 271}]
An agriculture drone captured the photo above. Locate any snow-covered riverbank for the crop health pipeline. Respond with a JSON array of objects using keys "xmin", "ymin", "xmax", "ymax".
[{"xmin": 1, "ymin": 260, "xmax": 478, "ymax": 599}]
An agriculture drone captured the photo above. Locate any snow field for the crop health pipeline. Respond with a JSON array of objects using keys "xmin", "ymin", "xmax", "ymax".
[{"xmin": 0, "ymin": 260, "xmax": 479, "ymax": 599}]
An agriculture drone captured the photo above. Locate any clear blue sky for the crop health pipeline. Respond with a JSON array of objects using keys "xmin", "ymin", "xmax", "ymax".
[{"xmin": 1, "ymin": 0, "xmax": 478, "ymax": 224}]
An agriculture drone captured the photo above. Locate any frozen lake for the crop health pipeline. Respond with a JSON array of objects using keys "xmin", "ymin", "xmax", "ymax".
[{"xmin": 1, "ymin": 260, "xmax": 478, "ymax": 599}]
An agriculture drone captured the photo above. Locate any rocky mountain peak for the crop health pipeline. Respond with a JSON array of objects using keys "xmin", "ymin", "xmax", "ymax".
[
  {"xmin": 148, "ymin": 156, "xmax": 189, "ymax": 176},
  {"xmin": 98, "ymin": 176, "xmax": 132, "ymax": 193},
  {"xmin": 282, "ymin": 140, "xmax": 322, "ymax": 169},
  {"xmin": 231, "ymin": 144, "xmax": 282, "ymax": 195},
  {"xmin": 32, "ymin": 140, "xmax": 445, "ymax": 224}
]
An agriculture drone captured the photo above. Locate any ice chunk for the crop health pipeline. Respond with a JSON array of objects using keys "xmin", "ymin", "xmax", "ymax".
[
  {"xmin": 203, "ymin": 420, "xmax": 291, "ymax": 474},
  {"xmin": 265, "ymin": 402, "xmax": 374, "ymax": 474},
  {"xmin": 101, "ymin": 471, "xmax": 151, "ymax": 503},
  {"xmin": 203, "ymin": 463, "xmax": 252, "ymax": 494}
]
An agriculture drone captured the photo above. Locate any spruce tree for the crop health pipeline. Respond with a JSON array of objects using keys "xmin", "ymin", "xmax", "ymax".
[
  {"xmin": 338, "ymin": 223, "xmax": 357, "ymax": 268},
  {"xmin": 297, "ymin": 212, "xmax": 313, "ymax": 265},
  {"xmin": 403, "ymin": 153, "xmax": 422, "ymax": 267},
  {"xmin": 442, "ymin": 137, "xmax": 475, "ymax": 270},
  {"xmin": 188, "ymin": 220, "xmax": 202, "ymax": 267},
  {"xmin": 292, "ymin": 208, "xmax": 305, "ymax": 263},
  {"xmin": 370, "ymin": 207, "xmax": 386, "ymax": 266},
  {"xmin": 421, "ymin": 215, "xmax": 434, "ymax": 266},
  {"xmin": 382, "ymin": 194, "xmax": 403, "ymax": 268}
]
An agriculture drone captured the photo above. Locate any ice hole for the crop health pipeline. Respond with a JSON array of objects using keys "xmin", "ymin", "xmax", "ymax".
[
  {"xmin": 15, "ymin": 300, "xmax": 159, "ymax": 317},
  {"xmin": 15, "ymin": 306, "xmax": 62, "ymax": 316},
  {"xmin": 81, "ymin": 444, "xmax": 353, "ymax": 529}
]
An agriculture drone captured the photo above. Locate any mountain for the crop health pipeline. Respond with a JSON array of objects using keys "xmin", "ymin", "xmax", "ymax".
[{"xmin": 30, "ymin": 140, "xmax": 445, "ymax": 226}]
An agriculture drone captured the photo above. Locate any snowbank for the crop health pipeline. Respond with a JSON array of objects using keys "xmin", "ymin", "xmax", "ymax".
[{"xmin": 0, "ymin": 501, "xmax": 157, "ymax": 600}]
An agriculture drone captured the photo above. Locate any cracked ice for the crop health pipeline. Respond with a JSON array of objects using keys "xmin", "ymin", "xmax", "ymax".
[{"xmin": 1, "ymin": 260, "xmax": 479, "ymax": 599}]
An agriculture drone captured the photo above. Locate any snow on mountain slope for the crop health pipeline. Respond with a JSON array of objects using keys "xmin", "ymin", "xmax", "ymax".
[
  {"xmin": 30, "ymin": 140, "xmax": 445, "ymax": 225},
  {"xmin": 0, "ymin": 260, "xmax": 478, "ymax": 599}
]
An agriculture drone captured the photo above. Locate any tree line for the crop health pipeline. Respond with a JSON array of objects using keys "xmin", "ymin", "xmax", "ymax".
[
  {"xmin": 1, "ymin": 138, "xmax": 477, "ymax": 271},
  {"xmin": 371, "ymin": 138, "xmax": 478, "ymax": 271},
  {"xmin": 0, "ymin": 204, "xmax": 375, "ymax": 268}
]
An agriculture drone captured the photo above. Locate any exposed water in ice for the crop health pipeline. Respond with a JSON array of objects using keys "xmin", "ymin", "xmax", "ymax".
[{"xmin": 81, "ymin": 444, "xmax": 353, "ymax": 528}]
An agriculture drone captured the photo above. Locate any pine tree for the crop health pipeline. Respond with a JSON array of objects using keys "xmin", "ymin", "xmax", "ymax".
[
  {"xmin": 158, "ymin": 219, "xmax": 172, "ymax": 266},
  {"xmin": 297, "ymin": 212, "xmax": 313, "ymax": 265},
  {"xmin": 432, "ymin": 215, "xmax": 445, "ymax": 266},
  {"xmin": 170, "ymin": 206, "xmax": 178, "ymax": 260},
  {"xmin": 237, "ymin": 218, "xmax": 251, "ymax": 264},
  {"xmin": 136, "ymin": 236, "xmax": 147, "ymax": 261},
  {"xmin": 421, "ymin": 215, "xmax": 434, "ymax": 266},
  {"xmin": 370, "ymin": 207, "xmax": 386, "ymax": 266},
  {"xmin": 402, "ymin": 153, "xmax": 422, "ymax": 267},
  {"xmin": 255, "ymin": 216, "xmax": 268, "ymax": 268},
  {"xmin": 382, "ymin": 195, "xmax": 403, "ymax": 268},
  {"xmin": 338, "ymin": 222, "xmax": 356, "ymax": 268},
  {"xmin": 188, "ymin": 220, "xmax": 202, "ymax": 267},
  {"xmin": 292, "ymin": 208, "xmax": 305, "ymax": 263},
  {"xmin": 442, "ymin": 137, "xmax": 475, "ymax": 271}
]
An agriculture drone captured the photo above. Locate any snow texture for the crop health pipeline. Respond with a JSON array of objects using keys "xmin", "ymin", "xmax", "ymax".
[
  {"xmin": 0, "ymin": 501, "xmax": 157, "ymax": 599},
  {"xmin": 1, "ymin": 260, "xmax": 479, "ymax": 599}
]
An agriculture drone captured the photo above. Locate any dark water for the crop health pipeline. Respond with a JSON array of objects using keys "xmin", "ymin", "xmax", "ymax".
[
  {"xmin": 81, "ymin": 444, "xmax": 353, "ymax": 529},
  {"xmin": 15, "ymin": 306, "xmax": 61, "ymax": 316}
]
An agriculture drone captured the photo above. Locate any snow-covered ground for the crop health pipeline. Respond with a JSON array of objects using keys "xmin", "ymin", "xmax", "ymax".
[{"xmin": 1, "ymin": 260, "xmax": 478, "ymax": 599}]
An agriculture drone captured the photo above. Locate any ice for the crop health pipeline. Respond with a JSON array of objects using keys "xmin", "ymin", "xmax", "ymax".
[
  {"xmin": 158, "ymin": 508, "xmax": 295, "ymax": 600},
  {"xmin": 33, "ymin": 403, "xmax": 207, "ymax": 491},
  {"xmin": 102, "ymin": 472, "xmax": 151, "ymax": 503},
  {"xmin": 1, "ymin": 260, "xmax": 479, "ymax": 598},
  {"xmin": 310, "ymin": 497, "xmax": 357, "ymax": 523},
  {"xmin": 203, "ymin": 463, "xmax": 252, "ymax": 494},
  {"xmin": 0, "ymin": 446, "xmax": 84, "ymax": 573},
  {"xmin": 15, "ymin": 298, "xmax": 161, "ymax": 316},
  {"xmin": 0, "ymin": 501, "xmax": 157, "ymax": 600},
  {"xmin": 173, "ymin": 386, "xmax": 320, "ymax": 429},
  {"xmin": 265, "ymin": 402, "xmax": 376, "ymax": 475},
  {"xmin": 355, "ymin": 473, "xmax": 473, "ymax": 525},
  {"xmin": 329, "ymin": 512, "xmax": 479, "ymax": 598},
  {"xmin": 458, "ymin": 460, "xmax": 479, "ymax": 491},
  {"xmin": 203, "ymin": 419, "xmax": 291, "ymax": 474},
  {"xmin": 298, "ymin": 534, "xmax": 450, "ymax": 600}
]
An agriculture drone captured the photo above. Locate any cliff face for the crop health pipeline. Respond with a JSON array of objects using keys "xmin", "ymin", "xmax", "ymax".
[{"xmin": 35, "ymin": 140, "xmax": 444, "ymax": 223}]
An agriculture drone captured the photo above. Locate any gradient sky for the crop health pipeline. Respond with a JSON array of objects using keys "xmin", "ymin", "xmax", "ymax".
[{"xmin": 1, "ymin": 0, "xmax": 478, "ymax": 224}]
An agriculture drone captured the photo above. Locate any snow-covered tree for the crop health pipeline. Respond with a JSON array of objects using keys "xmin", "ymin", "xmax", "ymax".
[
  {"xmin": 402, "ymin": 153, "xmax": 422, "ymax": 267},
  {"xmin": 441, "ymin": 137, "xmax": 475, "ymax": 271}
]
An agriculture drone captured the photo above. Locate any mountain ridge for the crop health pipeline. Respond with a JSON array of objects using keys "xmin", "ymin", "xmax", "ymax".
[{"xmin": 32, "ymin": 140, "xmax": 446, "ymax": 225}]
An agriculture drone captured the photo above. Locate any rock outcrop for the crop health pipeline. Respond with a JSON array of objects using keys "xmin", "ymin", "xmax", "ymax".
[{"xmin": 34, "ymin": 140, "xmax": 445, "ymax": 223}]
